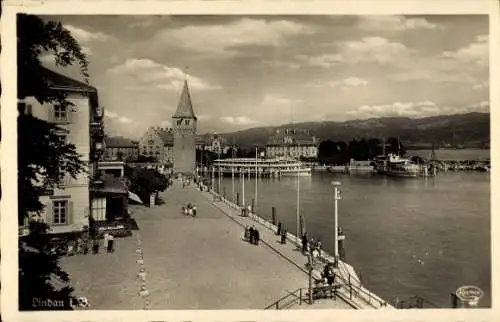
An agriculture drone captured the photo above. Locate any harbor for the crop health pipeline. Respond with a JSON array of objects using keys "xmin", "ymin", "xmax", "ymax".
[{"xmin": 212, "ymin": 170, "xmax": 491, "ymax": 308}]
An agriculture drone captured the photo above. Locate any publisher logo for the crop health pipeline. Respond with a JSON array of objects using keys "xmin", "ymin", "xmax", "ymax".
[{"xmin": 456, "ymin": 285, "xmax": 484, "ymax": 306}]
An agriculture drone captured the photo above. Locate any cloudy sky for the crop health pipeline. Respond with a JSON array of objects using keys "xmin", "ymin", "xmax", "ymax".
[{"xmin": 39, "ymin": 15, "xmax": 489, "ymax": 139}]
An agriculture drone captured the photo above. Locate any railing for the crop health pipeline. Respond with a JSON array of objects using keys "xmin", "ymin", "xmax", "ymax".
[
  {"xmin": 264, "ymin": 288, "xmax": 304, "ymax": 310},
  {"xmin": 390, "ymin": 296, "xmax": 441, "ymax": 309}
]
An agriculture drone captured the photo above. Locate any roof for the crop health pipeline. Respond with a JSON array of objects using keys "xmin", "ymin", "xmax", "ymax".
[
  {"xmin": 172, "ymin": 79, "xmax": 197, "ymax": 120},
  {"xmin": 42, "ymin": 67, "xmax": 97, "ymax": 92},
  {"xmin": 105, "ymin": 136, "xmax": 138, "ymax": 148}
]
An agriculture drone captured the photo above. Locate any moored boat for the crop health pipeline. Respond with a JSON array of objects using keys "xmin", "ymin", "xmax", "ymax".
[
  {"xmin": 373, "ymin": 153, "xmax": 420, "ymax": 178},
  {"xmin": 211, "ymin": 157, "xmax": 312, "ymax": 177}
]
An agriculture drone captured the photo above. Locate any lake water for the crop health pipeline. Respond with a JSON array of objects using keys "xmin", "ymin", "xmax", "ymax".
[{"xmin": 218, "ymin": 171, "xmax": 491, "ymax": 308}]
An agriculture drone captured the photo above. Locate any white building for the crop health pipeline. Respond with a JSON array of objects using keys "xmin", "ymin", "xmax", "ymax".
[
  {"xmin": 18, "ymin": 68, "xmax": 104, "ymax": 234},
  {"xmin": 266, "ymin": 128, "xmax": 318, "ymax": 159}
]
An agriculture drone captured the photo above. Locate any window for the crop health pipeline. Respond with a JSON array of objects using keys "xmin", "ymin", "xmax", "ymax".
[
  {"xmin": 54, "ymin": 104, "xmax": 68, "ymax": 122},
  {"xmin": 185, "ymin": 120, "xmax": 190, "ymax": 126},
  {"xmin": 177, "ymin": 119, "xmax": 183, "ymax": 126},
  {"xmin": 53, "ymin": 200, "xmax": 68, "ymax": 224}
]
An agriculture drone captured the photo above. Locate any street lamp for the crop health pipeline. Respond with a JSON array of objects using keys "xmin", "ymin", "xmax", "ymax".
[{"xmin": 332, "ymin": 181, "xmax": 341, "ymax": 267}]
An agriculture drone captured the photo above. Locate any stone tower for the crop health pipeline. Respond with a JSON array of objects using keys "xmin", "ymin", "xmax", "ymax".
[{"xmin": 172, "ymin": 79, "xmax": 197, "ymax": 176}]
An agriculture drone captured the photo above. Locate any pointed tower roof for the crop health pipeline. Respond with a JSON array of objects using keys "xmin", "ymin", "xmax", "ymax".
[{"xmin": 172, "ymin": 79, "xmax": 197, "ymax": 120}]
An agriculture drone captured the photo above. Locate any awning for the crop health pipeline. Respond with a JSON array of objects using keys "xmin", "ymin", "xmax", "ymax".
[
  {"xmin": 90, "ymin": 176, "xmax": 127, "ymax": 195},
  {"xmin": 128, "ymin": 191, "xmax": 143, "ymax": 204}
]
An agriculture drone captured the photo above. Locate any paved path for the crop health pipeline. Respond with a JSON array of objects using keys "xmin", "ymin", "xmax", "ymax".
[{"xmin": 63, "ymin": 181, "xmax": 354, "ymax": 309}]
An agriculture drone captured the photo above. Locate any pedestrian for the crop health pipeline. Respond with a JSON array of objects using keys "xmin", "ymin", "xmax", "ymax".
[
  {"xmin": 255, "ymin": 228, "xmax": 260, "ymax": 246},
  {"xmin": 92, "ymin": 238, "xmax": 99, "ymax": 254},
  {"xmin": 280, "ymin": 227, "xmax": 287, "ymax": 244},
  {"xmin": 192, "ymin": 204, "xmax": 197, "ymax": 217},
  {"xmin": 103, "ymin": 232, "xmax": 110, "ymax": 253},
  {"xmin": 310, "ymin": 237, "xmax": 316, "ymax": 254},
  {"xmin": 244, "ymin": 225, "xmax": 250, "ymax": 241},
  {"xmin": 249, "ymin": 226, "xmax": 255, "ymax": 244},
  {"xmin": 107, "ymin": 234, "xmax": 115, "ymax": 253},
  {"xmin": 301, "ymin": 233, "xmax": 308, "ymax": 254},
  {"xmin": 317, "ymin": 239, "xmax": 322, "ymax": 257}
]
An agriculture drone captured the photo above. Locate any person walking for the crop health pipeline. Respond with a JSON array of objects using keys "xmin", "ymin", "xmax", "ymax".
[
  {"xmin": 255, "ymin": 228, "xmax": 260, "ymax": 246},
  {"xmin": 107, "ymin": 234, "xmax": 115, "ymax": 253},
  {"xmin": 317, "ymin": 239, "xmax": 322, "ymax": 257},
  {"xmin": 301, "ymin": 232, "xmax": 308, "ymax": 254},
  {"xmin": 280, "ymin": 227, "xmax": 287, "ymax": 244},
  {"xmin": 103, "ymin": 232, "xmax": 110, "ymax": 254},
  {"xmin": 249, "ymin": 226, "xmax": 255, "ymax": 244},
  {"xmin": 192, "ymin": 204, "xmax": 197, "ymax": 217}
]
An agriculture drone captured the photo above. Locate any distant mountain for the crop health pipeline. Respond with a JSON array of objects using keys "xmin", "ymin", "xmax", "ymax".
[{"xmin": 209, "ymin": 112, "xmax": 490, "ymax": 149}]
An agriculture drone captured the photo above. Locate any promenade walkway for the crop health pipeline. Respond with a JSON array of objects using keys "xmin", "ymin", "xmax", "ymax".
[{"xmin": 61, "ymin": 181, "xmax": 355, "ymax": 309}]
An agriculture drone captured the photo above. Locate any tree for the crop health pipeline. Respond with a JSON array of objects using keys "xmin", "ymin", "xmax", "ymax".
[
  {"xmin": 126, "ymin": 168, "xmax": 169, "ymax": 203},
  {"xmin": 18, "ymin": 14, "xmax": 90, "ymax": 310}
]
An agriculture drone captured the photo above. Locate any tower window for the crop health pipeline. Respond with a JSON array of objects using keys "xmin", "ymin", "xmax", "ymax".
[
  {"xmin": 185, "ymin": 120, "xmax": 190, "ymax": 126},
  {"xmin": 177, "ymin": 119, "xmax": 183, "ymax": 126}
]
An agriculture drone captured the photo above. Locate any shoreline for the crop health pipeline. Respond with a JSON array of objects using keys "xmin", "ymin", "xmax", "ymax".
[{"xmin": 203, "ymin": 184, "xmax": 394, "ymax": 309}]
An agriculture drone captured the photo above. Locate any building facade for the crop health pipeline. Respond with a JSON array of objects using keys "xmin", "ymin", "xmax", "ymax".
[
  {"xmin": 138, "ymin": 126, "xmax": 174, "ymax": 163},
  {"xmin": 138, "ymin": 126, "xmax": 207, "ymax": 165},
  {"xmin": 172, "ymin": 80, "xmax": 197, "ymax": 175},
  {"xmin": 266, "ymin": 129, "xmax": 318, "ymax": 159},
  {"xmin": 103, "ymin": 136, "xmax": 139, "ymax": 161},
  {"xmin": 18, "ymin": 67, "xmax": 104, "ymax": 234}
]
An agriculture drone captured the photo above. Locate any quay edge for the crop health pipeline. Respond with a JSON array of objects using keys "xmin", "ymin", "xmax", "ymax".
[{"xmin": 204, "ymin": 186, "xmax": 394, "ymax": 309}]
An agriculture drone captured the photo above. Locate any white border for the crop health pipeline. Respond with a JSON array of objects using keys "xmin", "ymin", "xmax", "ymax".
[{"xmin": 1, "ymin": 0, "xmax": 499, "ymax": 321}]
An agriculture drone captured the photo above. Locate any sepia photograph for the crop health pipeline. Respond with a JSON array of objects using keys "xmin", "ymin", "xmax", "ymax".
[{"xmin": 2, "ymin": 1, "xmax": 496, "ymax": 319}]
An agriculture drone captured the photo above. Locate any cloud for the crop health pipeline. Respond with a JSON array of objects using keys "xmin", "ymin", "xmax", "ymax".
[
  {"xmin": 154, "ymin": 18, "xmax": 313, "ymax": 55},
  {"xmin": 389, "ymin": 35, "xmax": 488, "ymax": 84},
  {"xmin": 104, "ymin": 109, "xmax": 134, "ymax": 124},
  {"xmin": 357, "ymin": 16, "xmax": 439, "ymax": 31},
  {"xmin": 160, "ymin": 120, "xmax": 172, "ymax": 128},
  {"xmin": 347, "ymin": 100, "xmax": 489, "ymax": 119},
  {"xmin": 472, "ymin": 81, "xmax": 489, "ymax": 90},
  {"xmin": 442, "ymin": 34, "xmax": 488, "ymax": 66},
  {"xmin": 220, "ymin": 116, "xmax": 258, "ymax": 125},
  {"xmin": 298, "ymin": 37, "xmax": 412, "ymax": 68},
  {"xmin": 64, "ymin": 25, "xmax": 110, "ymax": 43},
  {"xmin": 295, "ymin": 53, "xmax": 342, "ymax": 68},
  {"xmin": 129, "ymin": 16, "xmax": 170, "ymax": 29},
  {"xmin": 118, "ymin": 116, "xmax": 133, "ymax": 124},
  {"xmin": 261, "ymin": 94, "xmax": 301, "ymax": 107},
  {"xmin": 313, "ymin": 77, "xmax": 368, "ymax": 90},
  {"xmin": 106, "ymin": 58, "xmax": 221, "ymax": 91},
  {"xmin": 338, "ymin": 37, "xmax": 414, "ymax": 64}
]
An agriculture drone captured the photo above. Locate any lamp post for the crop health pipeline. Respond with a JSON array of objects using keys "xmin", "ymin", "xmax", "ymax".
[
  {"xmin": 332, "ymin": 181, "xmax": 341, "ymax": 267},
  {"xmin": 241, "ymin": 168, "xmax": 245, "ymax": 207},
  {"xmin": 296, "ymin": 142, "xmax": 301, "ymax": 246},
  {"xmin": 232, "ymin": 146, "xmax": 235, "ymax": 202},
  {"xmin": 211, "ymin": 165, "xmax": 215, "ymax": 192},
  {"xmin": 255, "ymin": 146, "xmax": 259, "ymax": 215},
  {"xmin": 218, "ymin": 148, "xmax": 221, "ymax": 194}
]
